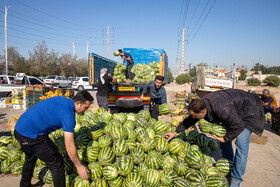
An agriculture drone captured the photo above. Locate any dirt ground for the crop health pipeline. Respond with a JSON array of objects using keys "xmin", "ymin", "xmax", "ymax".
[{"xmin": 0, "ymin": 82, "xmax": 280, "ymax": 186}]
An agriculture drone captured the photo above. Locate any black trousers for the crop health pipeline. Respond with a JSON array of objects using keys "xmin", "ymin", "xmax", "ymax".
[
  {"xmin": 149, "ymin": 102, "xmax": 160, "ymax": 120},
  {"xmin": 126, "ymin": 64, "xmax": 133, "ymax": 80},
  {"xmin": 14, "ymin": 130, "xmax": 65, "ymax": 187}
]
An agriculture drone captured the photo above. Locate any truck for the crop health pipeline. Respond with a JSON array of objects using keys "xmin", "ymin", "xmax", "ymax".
[
  {"xmin": 88, "ymin": 48, "xmax": 168, "ymax": 113},
  {"xmin": 0, "ymin": 73, "xmax": 45, "ymax": 97},
  {"xmin": 191, "ymin": 67, "xmax": 235, "ymax": 98}
]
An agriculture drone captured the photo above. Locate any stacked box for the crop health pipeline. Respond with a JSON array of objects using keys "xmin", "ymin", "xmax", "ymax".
[
  {"xmin": 0, "ymin": 98, "xmax": 12, "ymax": 108},
  {"xmin": 25, "ymin": 86, "xmax": 49, "ymax": 109}
]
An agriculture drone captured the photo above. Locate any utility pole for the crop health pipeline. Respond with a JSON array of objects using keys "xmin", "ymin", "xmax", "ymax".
[
  {"xmin": 72, "ymin": 42, "xmax": 75, "ymax": 58},
  {"xmin": 104, "ymin": 26, "xmax": 114, "ymax": 59},
  {"xmin": 179, "ymin": 28, "xmax": 188, "ymax": 75},
  {"xmin": 5, "ymin": 6, "xmax": 11, "ymax": 75}
]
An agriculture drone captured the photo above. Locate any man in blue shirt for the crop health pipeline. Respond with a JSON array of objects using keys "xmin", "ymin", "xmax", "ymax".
[
  {"xmin": 14, "ymin": 90, "xmax": 93, "ymax": 187},
  {"xmin": 118, "ymin": 49, "xmax": 134, "ymax": 82},
  {"xmin": 139, "ymin": 75, "xmax": 167, "ymax": 120}
]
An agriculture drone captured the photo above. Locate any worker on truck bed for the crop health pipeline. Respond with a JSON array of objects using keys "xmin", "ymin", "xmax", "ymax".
[
  {"xmin": 164, "ymin": 89, "xmax": 265, "ymax": 187},
  {"xmin": 14, "ymin": 91, "xmax": 94, "ymax": 187},
  {"xmin": 261, "ymin": 89, "xmax": 278, "ymax": 114},
  {"xmin": 139, "ymin": 75, "xmax": 167, "ymax": 120},
  {"xmin": 118, "ymin": 49, "xmax": 134, "ymax": 82},
  {"xmin": 96, "ymin": 68, "xmax": 117, "ymax": 110}
]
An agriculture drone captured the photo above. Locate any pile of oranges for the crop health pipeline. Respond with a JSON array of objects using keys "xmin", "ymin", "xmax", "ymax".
[{"xmin": 39, "ymin": 90, "xmax": 70, "ymax": 100}]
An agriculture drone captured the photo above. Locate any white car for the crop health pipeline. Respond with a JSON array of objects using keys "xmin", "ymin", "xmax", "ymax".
[
  {"xmin": 72, "ymin": 77, "xmax": 93, "ymax": 91},
  {"xmin": 43, "ymin": 75, "xmax": 71, "ymax": 88}
]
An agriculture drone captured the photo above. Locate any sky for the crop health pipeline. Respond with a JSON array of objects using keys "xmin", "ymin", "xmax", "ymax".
[{"xmin": 0, "ymin": 0, "xmax": 279, "ymax": 74}]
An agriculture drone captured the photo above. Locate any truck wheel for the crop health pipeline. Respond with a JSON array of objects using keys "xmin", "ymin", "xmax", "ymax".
[{"xmin": 78, "ymin": 85, "xmax": 84, "ymax": 91}]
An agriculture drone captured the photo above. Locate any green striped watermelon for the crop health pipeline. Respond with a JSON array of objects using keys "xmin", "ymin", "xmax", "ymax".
[
  {"xmin": 103, "ymin": 164, "xmax": 118, "ymax": 181},
  {"xmin": 33, "ymin": 165, "xmax": 48, "ymax": 180},
  {"xmin": 126, "ymin": 139, "xmax": 137, "ymax": 150},
  {"xmin": 191, "ymin": 144, "xmax": 201, "ymax": 152},
  {"xmin": 0, "ymin": 136, "xmax": 13, "ymax": 144},
  {"xmin": 130, "ymin": 147, "xmax": 145, "ymax": 164},
  {"xmin": 215, "ymin": 158, "xmax": 233, "ymax": 176},
  {"xmin": 138, "ymin": 162, "xmax": 148, "ymax": 177},
  {"xmin": 125, "ymin": 127, "xmax": 137, "ymax": 141},
  {"xmin": 10, "ymin": 160, "xmax": 24, "ymax": 175},
  {"xmin": 155, "ymin": 137, "xmax": 169, "ymax": 154},
  {"xmin": 204, "ymin": 155, "xmax": 214, "ymax": 166},
  {"xmin": 188, "ymin": 130, "xmax": 200, "ymax": 137},
  {"xmin": 64, "ymin": 157, "xmax": 74, "ymax": 174},
  {"xmin": 75, "ymin": 134, "xmax": 90, "ymax": 149},
  {"xmin": 135, "ymin": 116, "xmax": 148, "ymax": 129},
  {"xmin": 206, "ymin": 174, "xmax": 228, "ymax": 187},
  {"xmin": 211, "ymin": 125, "xmax": 227, "ymax": 137},
  {"xmin": 168, "ymin": 138, "xmax": 185, "ymax": 154},
  {"xmin": 98, "ymin": 147, "xmax": 115, "ymax": 166},
  {"xmin": 88, "ymin": 162, "xmax": 102, "ymax": 181},
  {"xmin": 174, "ymin": 160, "xmax": 189, "ymax": 176},
  {"xmin": 146, "ymin": 127, "xmax": 155, "ymax": 139},
  {"xmin": 123, "ymin": 120, "xmax": 136, "ymax": 130},
  {"xmin": 200, "ymin": 165, "xmax": 220, "ymax": 176},
  {"xmin": 174, "ymin": 178, "xmax": 191, "ymax": 187},
  {"xmin": 185, "ymin": 150, "xmax": 204, "ymax": 170},
  {"xmin": 0, "ymin": 146, "xmax": 9, "ymax": 161},
  {"xmin": 208, "ymin": 138, "xmax": 218, "ymax": 151},
  {"xmin": 87, "ymin": 140, "xmax": 99, "ymax": 148},
  {"xmin": 138, "ymin": 109, "xmax": 151, "ymax": 121},
  {"xmin": 116, "ymin": 155, "xmax": 133, "ymax": 176},
  {"xmin": 140, "ymin": 137, "xmax": 155, "ymax": 153},
  {"xmin": 187, "ymin": 170, "xmax": 207, "ymax": 187},
  {"xmin": 89, "ymin": 124, "xmax": 105, "ymax": 140},
  {"xmin": 110, "ymin": 123, "xmax": 127, "ymax": 140},
  {"xmin": 161, "ymin": 153, "xmax": 176, "ymax": 170},
  {"xmin": 77, "ymin": 148, "xmax": 87, "ymax": 162},
  {"xmin": 148, "ymin": 118, "xmax": 157, "ymax": 128},
  {"xmin": 159, "ymin": 103, "xmax": 171, "ymax": 115},
  {"xmin": 43, "ymin": 169, "xmax": 53, "ymax": 184},
  {"xmin": 127, "ymin": 113, "xmax": 137, "ymax": 121},
  {"xmin": 98, "ymin": 135, "xmax": 113, "ymax": 149},
  {"xmin": 146, "ymin": 151, "xmax": 162, "ymax": 170},
  {"xmin": 90, "ymin": 178, "xmax": 108, "ymax": 187},
  {"xmin": 1, "ymin": 159, "xmax": 12, "ymax": 173},
  {"xmin": 96, "ymin": 107, "xmax": 106, "ymax": 116},
  {"xmin": 107, "ymin": 176, "xmax": 123, "ymax": 187},
  {"xmin": 73, "ymin": 175, "xmax": 90, "ymax": 187},
  {"xmin": 123, "ymin": 172, "xmax": 143, "ymax": 187},
  {"xmin": 160, "ymin": 170, "xmax": 178, "ymax": 186},
  {"xmin": 145, "ymin": 169, "xmax": 160, "ymax": 187},
  {"xmin": 201, "ymin": 146, "xmax": 212, "ymax": 156},
  {"xmin": 113, "ymin": 113, "xmax": 127, "ymax": 124},
  {"xmin": 100, "ymin": 111, "xmax": 112, "ymax": 121},
  {"xmin": 196, "ymin": 133, "xmax": 209, "ymax": 148},
  {"xmin": 153, "ymin": 120, "xmax": 168, "ymax": 133},
  {"xmin": 113, "ymin": 138, "xmax": 129, "ymax": 156}
]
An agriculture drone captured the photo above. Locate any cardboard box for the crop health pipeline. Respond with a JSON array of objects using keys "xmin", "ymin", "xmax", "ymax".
[
  {"xmin": 13, "ymin": 104, "xmax": 23, "ymax": 110},
  {"xmin": 12, "ymin": 99, "xmax": 23, "ymax": 104}
]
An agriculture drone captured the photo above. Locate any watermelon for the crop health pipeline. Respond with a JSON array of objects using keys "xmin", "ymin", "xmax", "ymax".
[
  {"xmin": 126, "ymin": 127, "xmax": 137, "ymax": 141},
  {"xmin": 215, "ymin": 158, "xmax": 233, "ymax": 176},
  {"xmin": 160, "ymin": 170, "xmax": 178, "ymax": 186},
  {"xmin": 153, "ymin": 121, "xmax": 168, "ymax": 133},
  {"xmin": 126, "ymin": 139, "xmax": 137, "ymax": 150},
  {"xmin": 33, "ymin": 165, "xmax": 48, "ymax": 180},
  {"xmin": 206, "ymin": 174, "xmax": 228, "ymax": 187},
  {"xmin": 138, "ymin": 162, "xmax": 148, "ymax": 177},
  {"xmin": 146, "ymin": 127, "xmax": 155, "ymax": 139},
  {"xmin": 196, "ymin": 133, "xmax": 209, "ymax": 148},
  {"xmin": 191, "ymin": 144, "xmax": 201, "ymax": 152},
  {"xmin": 159, "ymin": 103, "xmax": 171, "ymax": 115},
  {"xmin": 161, "ymin": 153, "xmax": 176, "ymax": 170},
  {"xmin": 174, "ymin": 178, "xmax": 191, "ymax": 187},
  {"xmin": 130, "ymin": 147, "xmax": 145, "ymax": 164},
  {"xmin": 110, "ymin": 124, "xmax": 127, "ymax": 140},
  {"xmin": 11, "ymin": 160, "xmax": 24, "ymax": 175},
  {"xmin": 146, "ymin": 151, "xmax": 162, "ymax": 169},
  {"xmin": 171, "ymin": 120, "xmax": 179, "ymax": 127},
  {"xmin": 98, "ymin": 135, "xmax": 113, "ymax": 149},
  {"xmin": 103, "ymin": 164, "xmax": 118, "ymax": 180},
  {"xmin": 90, "ymin": 178, "xmax": 108, "ymax": 187},
  {"xmin": 208, "ymin": 138, "xmax": 218, "ymax": 151},
  {"xmin": 145, "ymin": 169, "xmax": 160, "ymax": 187},
  {"xmin": 96, "ymin": 107, "xmax": 106, "ymax": 116},
  {"xmin": 211, "ymin": 125, "xmax": 227, "ymax": 137},
  {"xmin": 148, "ymin": 118, "xmax": 157, "ymax": 128},
  {"xmin": 185, "ymin": 150, "xmax": 204, "ymax": 170},
  {"xmin": 64, "ymin": 157, "xmax": 74, "ymax": 174},
  {"xmin": 77, "ymin": 148, "xmax": 87, "ymax": 162},
  {"xmin": 1, "ymin": 159, "xmax": 12, "ymax": 173},
  {"xmin": 88, "ymin": 162, "xmax": 102, "ymax": 181},
  {"xmin": 200, "ymin": 165, "xmax": 220, "ymax": 176},
  {"xmin": 113, "ymin": 138, "xmax": 129, "ymax": 156},
  {"xmin": 116, "ymin": 155, "xmax": 133, "ymax": 176},
  {"xmin": 168, "ymin": 138, "xmax": 185, "ymax": 154},
  {"xmin": 138, "ymin": 109, "xmax": 151, "ymax": 121},
  {"xmin": 155, "ymin": 137, "xmax": 169, "ymax": 154},
  {"xmin": 75, "ymin": 134, "xmax": 90, "ymax": 149},
  {"xmin": 113, "ymin": 113, "xmax": 127, "ymax": 124},
  {"xmin": 127, "ymin": 113, "xmax": 137, "ymax": 121},
  {"xmin": 89, "ymin": 124, "xmax": 105, "ymax": 140},
  {"xmin": 188, "ymin": 130, "xmax": 199, "ymax": 137},
  {"xmin": 100, "ymin": 111, "xmax": 112, "ymax": 121},
  {"xmin": 107, "ymin": 176, "xmax": 123, "ymax": 187},
  {"xmin": 0, "ymin": 146, "xmax": 9, "ymax": 161},
  {"xmin": 204, "ymin": 155, "xmax": 214, "ymax": 166},
  {"xmin": 98, "ymin": 147, "xmax": 115, "ymax": 166},
  {"xmin": 140, "ymin": 137, "xmax": 155, "ymax": 153},
  {"xmin": 201, "ymin": 146, "xmax": 212, "ymax": 156},
  {"xmin": 123, "ymin": 172, "xmax": 143, "ymax": 187},
  {"xmin": 73, "ymin": 175, "xmax": 90, "ymax": 187},
  {"xmin": 43, "ymin": 169, "xmax": 53, "ymax": 184},
  {"xmin": 174, "ymin": 160, "xmax": 189, "ymax": 176},
  {"xmin": 87, "ymin": 140, "xmax": 99, "ymax": 148},
  {"xmin": 0, "ymin": 136, "xmax": 13, "ymax": 144},
  {"xmin": 135, "ymin": 116, "xmax": 148, "ymax": 129},
  {"xmin": 187, "ymin": 170, "xmax": 207, "ymax": 187},
  {"xmin": 136, "ymin": 127, "xmax": 148, "ymax": 142},
  {"xmin": 123, "ymin": 120, "xmax": 135, "ymax": 130}
]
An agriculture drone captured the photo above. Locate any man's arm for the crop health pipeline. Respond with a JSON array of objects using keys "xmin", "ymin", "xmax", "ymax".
[
  {"xmin": 175, "ymin": 115, "xmax": 199, "ymax": 133},
  {"xmin": 64, "ymin": 132, "xmax": 88, "ymax": 180},
  {"xmin": 139, "ymin": 82, "xmax": 151, "ymax": 101},
  {"xmin": 263, "ymin": 97, "xmax": 273, "ymax": 106},
  {"xmin": 161, "ymin": 87, "xmax": 167, "ymax": 104}
]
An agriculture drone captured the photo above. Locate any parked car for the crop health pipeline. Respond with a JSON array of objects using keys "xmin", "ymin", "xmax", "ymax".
[
  {"xmin": 67, "ymin": 77, "xmax": 76, "ymax": 83},
  {"xmin": 43, "ymin": 75, "xmax": 71, "ymax": 88},
  {"xmin": 72, "ymin": 77, "xmax": 92, "ymax": 91}
]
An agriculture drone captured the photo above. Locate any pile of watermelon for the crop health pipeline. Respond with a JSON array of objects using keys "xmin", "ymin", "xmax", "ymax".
[
  {"xmin": 0, "ymin": 108, "xmax": 232, "ymax": 187},
  {"xmin": 113, "ymin": 61, "xmax": 160, "ymax": 83},
  {"xmin": 199, "ymin": 119, "xmax": 227, "ymax": 138}
]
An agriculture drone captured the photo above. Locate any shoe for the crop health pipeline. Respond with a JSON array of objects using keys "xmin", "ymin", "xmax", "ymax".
[{"xmin": 230, "ymin": 180, "xmax": 240, "ymax": 187}]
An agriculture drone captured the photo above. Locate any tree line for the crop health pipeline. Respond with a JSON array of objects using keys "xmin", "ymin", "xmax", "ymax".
[{"xmin": 0, "ymin": 41, "xmax": 88, "ymax": 77}]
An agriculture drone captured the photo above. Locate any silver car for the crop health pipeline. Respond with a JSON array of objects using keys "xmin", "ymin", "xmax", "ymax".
[{"xmin": 43, "ymin": 75, "xmax": 72, "ymax": 88}]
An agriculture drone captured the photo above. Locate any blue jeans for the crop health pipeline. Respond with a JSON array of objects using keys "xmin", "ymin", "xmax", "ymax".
[{"xmin": 220, "ymin": 128, "xmax": 252, "ymax": 184}]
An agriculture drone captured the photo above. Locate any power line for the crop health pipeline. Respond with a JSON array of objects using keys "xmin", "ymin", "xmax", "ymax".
[
  {"xmin": 178, "ymin": 0, "xmax": 185, "ymax": 28},
  {"xmin": 181, "ymin": 0, "xmax": 190, "ymax": 29},
  {"xmin": 12, "ymin": 0, "xmax": 99, "ymax": 31},
  {"xmin": 187, "ymin": 0, "xmax": 201, "ymax": 28},
  {"xmin": 190, "ymin": 0, "xmax": 216, "ymax": 42}
]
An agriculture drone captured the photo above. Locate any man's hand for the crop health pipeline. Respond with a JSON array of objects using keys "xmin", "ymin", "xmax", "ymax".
[
  {"xmin": 138, "ymin": 95, "xmax": 143, "ymax": 102},
  {"xmin": 213, "ymin": 135, "xmax": 225, "ymax": 143},
  {"xmin": 76, "ymin": 165, "xmax": 89, "ymax": 180},
  {"xmin": 164, "ymin": 132, "xmax": 177, "ymax": 141},
  {"xmin": 108, "ymin": 73, "xmax": 111, "ymax": 77}
]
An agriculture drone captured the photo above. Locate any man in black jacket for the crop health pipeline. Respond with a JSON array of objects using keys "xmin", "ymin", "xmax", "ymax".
[{"xmin": 165, "ymin": 89, "xmax": 265, "ymax": 187}]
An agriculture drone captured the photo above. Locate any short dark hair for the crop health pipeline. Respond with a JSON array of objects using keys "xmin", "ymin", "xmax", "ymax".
[
  {"xmin": 73, "ymin": 90, "xmax": 94, "ymax": 104},
  {"xmin": 155, "ymin": 75, "xmax": 164, "ymax": 82},
  {"xmin": 187, "ymin": 99, "xmax": 206, "ymax": 113},
  {"xmin": 118, "ymin": 49, "xmax": 123, "ymax": 53}
]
